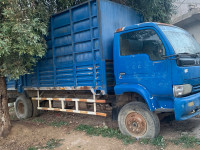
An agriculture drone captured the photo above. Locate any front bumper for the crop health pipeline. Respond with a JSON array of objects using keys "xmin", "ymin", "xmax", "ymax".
[{"xmin": 174, "ymin": 92, "xmax": 200, "ymax": 120}]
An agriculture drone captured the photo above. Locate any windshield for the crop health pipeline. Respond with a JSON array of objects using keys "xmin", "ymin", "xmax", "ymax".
[{"xmin": 159, "ymin": 25, "xmax": 200, "ymax": 54}]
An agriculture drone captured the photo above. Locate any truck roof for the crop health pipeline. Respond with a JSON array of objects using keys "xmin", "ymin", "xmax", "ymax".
[{"xmin": 115, "ymin": 22, "xmax": 173, "ymax": 33}]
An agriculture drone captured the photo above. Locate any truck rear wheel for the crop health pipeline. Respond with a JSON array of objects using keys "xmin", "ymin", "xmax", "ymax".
[
  {"xmin": 118, "ymin": 101, "xmax": 160, "ymax": 138},
  {"xmin": 14, "ymin": 95, "xmax": 33, "ymax": 119}
]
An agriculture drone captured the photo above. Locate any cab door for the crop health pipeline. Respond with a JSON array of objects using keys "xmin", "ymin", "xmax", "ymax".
[{"xmin": 114, "ymin": 28, "xmax": 172, "ymax": 96}]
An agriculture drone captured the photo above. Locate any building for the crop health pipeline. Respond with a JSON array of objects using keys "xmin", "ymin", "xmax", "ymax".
[{"xmin": 171, "ymin": 0, "xmax": 200, "ymax": 43}]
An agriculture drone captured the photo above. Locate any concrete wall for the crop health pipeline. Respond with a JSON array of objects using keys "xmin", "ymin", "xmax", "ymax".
[
  {"xmin": 172, "ymin": 0, "xmax": 200, "ymax": 20},
  {"xmin": 172, "ymin": 0, "xmax": 200, "ymax": 44},
  {"xmin": 184, "ymin": 22, "xmax": 200, "ymax": 43}
]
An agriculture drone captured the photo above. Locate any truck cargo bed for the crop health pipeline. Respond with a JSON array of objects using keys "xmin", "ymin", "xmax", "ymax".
[{"xmin": 7, "ymin": 0, "xmax": 142, "ymax": 95}]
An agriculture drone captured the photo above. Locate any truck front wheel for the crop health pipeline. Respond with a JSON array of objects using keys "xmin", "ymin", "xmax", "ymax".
[
  {"xmin": 14, "ymin": 95, "xmax": 33, "ymax": 119},
  {"xmin": 118, "ymin": 101, "xmax": 160, "ymax": 138}
]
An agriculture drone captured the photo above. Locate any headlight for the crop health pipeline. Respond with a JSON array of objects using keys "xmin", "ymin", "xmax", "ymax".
[{"xmin": 173, "ymin": 84, "xmax": 192, "ymax": 97}]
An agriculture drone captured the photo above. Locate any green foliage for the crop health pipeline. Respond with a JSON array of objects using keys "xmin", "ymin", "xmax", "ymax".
[
  {"xmin": 151, "ymin": 136, "xmax": 166, "ymax": 147},
  {"xmin": 44, "ymin": 139, "xmax": 63, "ymax": 149},
  {"xmin": 27, "ymin": 147, "xmax": 38, "ymax": 150},
  {"xmin": 49, "ymin": 121, "xmax": 68, "ymax": 127},
  {"xmin": 28, "ymin": 139, "xmax": 63, "ymax": 150},
  {"xmin": 76, "ymin": 124, "xmax": 167, "ymax": 146},
  {"xmin": 114, "ymin": 0, "xmax": 176, "ymax": 23},
  {"xmin": 139, "ymin": 136, "xmax": 166, "ymax": 147},
  {"xmin": 75, "ymin": 124, "xmax": 137, "ymax": 145},
  {"xmin": 0, "ymin": 0, "xmax": 48, "ymax": 79},
  {"xmin": 32, "ymin": 118, "xmax": 45, "ymax": 123},
  {"xmin": 55, "ymin": 0, "xmax": 86, "ymax": 11},
  {"xmin": 170, "ymin": 135, "xmax": 200, "ymax": 148}
]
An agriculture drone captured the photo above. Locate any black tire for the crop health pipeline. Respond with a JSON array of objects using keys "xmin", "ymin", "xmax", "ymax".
[
  {"xmin": 32, "ymin": 100, "xmax": 41, "ymax": 117},
  {"xmin": 14, "ymin": 95, "xmax": 33, "ymax": 119},
  {"xmin": 118, "ymin": 101, "xmax": 160, "ymax": 138}
]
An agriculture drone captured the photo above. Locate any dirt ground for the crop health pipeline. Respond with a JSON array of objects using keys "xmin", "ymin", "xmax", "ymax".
[{"xmin": 1, "ymin": 107, "xmax": 200, "ymax": 150}]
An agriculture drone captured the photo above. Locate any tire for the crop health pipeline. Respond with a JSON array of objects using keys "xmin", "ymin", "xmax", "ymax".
[
  {"xmin": 14, "ymin": 95, "xmax": 33, "ymax": 119},
  {"xmin": 118, "ymin": 101, "xmax": 160, "ymax": 138},
  {"xmin": 32, "ymin": 100, "xmax": 41, "ymax": 117}
]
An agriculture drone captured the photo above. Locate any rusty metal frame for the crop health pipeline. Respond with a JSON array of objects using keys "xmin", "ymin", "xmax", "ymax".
[
  {"xmin": 24, "ymin": 86, "xmax": 92, "ymax": 91},
  {"xmin": 32, "ymin": 90, "xmax": 106, "ymax": 117}
]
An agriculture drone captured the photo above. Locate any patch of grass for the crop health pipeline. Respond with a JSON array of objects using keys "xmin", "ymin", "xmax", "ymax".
[
  {"xmin": 32, "ymin": 118, "xmax": 45, "ymax": 123},
  {"xmin": 75, "ymin": 124, "xmax": 136, "ymax": 145},
  {"xmin": 151, "ymin": 136, "xmax": 166, "ymax": 147},
  {"xmin": 43, "ymin": 139, "xmax": 64, "ymax": 149},
  {"xmin": 139, "ymin": 138, "xmax": 151, "ymax": 145},
  {"xmin": 49, "ymin": 121, "xmax": 68, "ymax": 127},
  {"xmin": 27, "ymin": 139, "xmax": 63, "ymax": 150},
  {"xmin": 139, "ymin": 136, "xmax": 166, "ymax": 147},
  {"xmin": 75, "ymin": 124, "xmax": 200, "ymax": 148},
  {"xmin": 27, "ymin": 147, "xmax": 38, "ymax": 150},
  {"xmin": 170, "ymin": 135, "xmax": 200, "ymax": 148}
]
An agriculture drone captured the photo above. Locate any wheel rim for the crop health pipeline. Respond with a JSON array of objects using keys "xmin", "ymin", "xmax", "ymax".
[
  {"xmin": 125, "ymin": 112, "xmax": 147, "ymax": 136},
  {"xmin": 17, "ymin": 101, "xmax": 25, "ymax": 115}
]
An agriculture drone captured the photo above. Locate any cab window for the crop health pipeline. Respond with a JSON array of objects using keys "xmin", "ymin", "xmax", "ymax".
[{"xmin": 120, "ymin": 29, "xmax": 166, "ymax": 61}]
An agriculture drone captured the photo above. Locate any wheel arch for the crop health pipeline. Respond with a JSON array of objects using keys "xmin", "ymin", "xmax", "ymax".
[{"xmin": 114, "ymin": 84, "xmax": 158, "ymax": 111}]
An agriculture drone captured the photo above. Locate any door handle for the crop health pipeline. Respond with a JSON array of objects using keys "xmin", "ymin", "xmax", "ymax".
[{"xmin": 119, "ymin": 72, "xmax": 125, "ymax": 79}]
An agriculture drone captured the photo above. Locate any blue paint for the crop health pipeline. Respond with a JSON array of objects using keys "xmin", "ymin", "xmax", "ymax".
[
  {"xmin": 114, "ymin": 22, "xmax": 200, "ymax": 120},
  {"xmin": 6, "ymin": 1, "xmax": 200, "ymax": 121},
  {"xmin": 6, "ymin": 0, "xmax": 142, "ymax": 95},
  {"xmin": 174, "ymin": 92, "xmax": 200, "ymax": 120}
]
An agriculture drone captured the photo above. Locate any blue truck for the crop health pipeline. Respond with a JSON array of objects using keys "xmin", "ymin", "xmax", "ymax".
[{"xmin": 7, "ymin": 0, "xmax": 200, "ymax": 138}]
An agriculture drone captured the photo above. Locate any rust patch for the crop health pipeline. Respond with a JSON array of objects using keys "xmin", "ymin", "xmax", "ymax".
[
  {"xmin": 95, "ymin": 100, "xmax": 106, "ymax": 103},
  {"xmin": 39, "ymin": 107, "xmax": 49, "ymax": 110},
  {"xmin": 76, "ymin": 86, "xmax": 91, "ymax": 90},
  {"xmin": 53, "ymin": 108, "xmax": 60, "ymax": 111},
  {"xmin": 66, "ymin": 109, "xmax": 73, "ymax": 112},
  {"xmin": 64, "ymin": 98, "xmax": 73, "ymax": 101},
  {"xmin": 80, "ymin": 111, "xmax": 88, "ymax": 114},
  {"xmin": 115, "ymin": 27, "xmax": 125, "ymax": 33},
  {"xmin": 96, "ymin": 112, "xmax": 107, "ymax": 117},
  {"xmin": 88, "ymin": 67, "xmax": 93, "ymax": 70},
  {"xmin": 25, "ymin": 86, "xmax": 93, "ymax": 91},
  {"xmin": 79, "ymin": 99, "xmax": 88, "ymax": 102},
  {"xmin": 125, "ymin": 112, "xmax": 147, "ymax": 136}
]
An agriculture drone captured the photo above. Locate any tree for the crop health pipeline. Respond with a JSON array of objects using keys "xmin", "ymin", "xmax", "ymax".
[
  {"xmin": 114, "ymin": 0, "xmax": 176, "ymax": 23},
  {"xmin": 0, "ymin": 0, "xmax": 81, "ymax": 138},
  {"xmin": 0, "ymin": 0, "xmax": 48, "ymax": 137}
]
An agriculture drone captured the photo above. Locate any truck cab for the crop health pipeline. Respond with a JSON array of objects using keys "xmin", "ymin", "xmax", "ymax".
[{"xmin": 114, "ymin": 22, "xmax": 200, "ymax": 138}]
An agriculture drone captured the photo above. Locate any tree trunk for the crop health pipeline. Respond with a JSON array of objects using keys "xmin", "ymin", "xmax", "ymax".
[{"xmin": 0, "ymin": 76, "xmax": 11, "ymax": 137}]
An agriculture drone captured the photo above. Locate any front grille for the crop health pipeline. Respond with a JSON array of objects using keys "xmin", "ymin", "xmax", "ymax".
[{"xmin": 192, "ymin": 84, "xmax": 200, "ymax": 94}]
